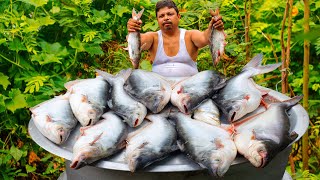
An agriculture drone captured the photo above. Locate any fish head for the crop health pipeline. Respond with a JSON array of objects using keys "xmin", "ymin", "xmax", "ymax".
[
  {"xmin": 127, "ymin": 148, "xmax": 153, "ymax": 172},
  {"xmin": 246, "ymin": 139, "xmax": 279, "ymax": 168},
  {"xmin": 75, "ymin": 102, "xmax": 104, "ymax": 126},
  {"xmin": 70, "ymin": 146, "xmax": 100, "ymax": 169},
  {"xmin": 128, "ymin": 103, "xmax": 147, "ymax": 127},
  {"xmin": 48, "ymin": 123, "xmax": 70, "ymax": 144},
  {"xmin": 224, "ymin": 98, "xmax": 248, "ymax": 122}
]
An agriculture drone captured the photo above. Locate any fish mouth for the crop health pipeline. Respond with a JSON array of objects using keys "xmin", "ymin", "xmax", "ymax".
[
  {"xmin": 183, "ymin": 105, "xmax": 188, "ymax": 114},
  {"xmin": 87, "ymin": 119, "xmax": 93, "ymax": 126},
  {"xmin": 134, "ymin": 119, "xmax": 139, "ymax": 127},
  {"xmin": 257, "ymin": 150, "xmax": 267, "ymax": 168},
  {"xmin": 70, "ymin": 155, "xmax": 87, "ymax": 169},
  {"xmin": 230, "ymin": 112, "xmax": 236, "ymax": 122}
]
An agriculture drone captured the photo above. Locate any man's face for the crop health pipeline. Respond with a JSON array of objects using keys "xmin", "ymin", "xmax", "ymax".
[{"xmin": 156, "ymin": 7, "xmax": 180, "ymax": 31}]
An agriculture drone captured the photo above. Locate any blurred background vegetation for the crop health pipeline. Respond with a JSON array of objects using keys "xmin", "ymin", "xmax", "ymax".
[{"xmin": 0, "ymin": 0, "xmax": 319, "ymax": 179}]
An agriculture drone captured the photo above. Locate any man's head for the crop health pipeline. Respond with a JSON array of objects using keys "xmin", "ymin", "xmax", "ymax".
[
  {"xmin": 155, "ymin": 0, "xmax": 179, "ymax": 16},
  {"xmin": 155, "ymin": 0, "xmax": 180, "ymax": 31}
]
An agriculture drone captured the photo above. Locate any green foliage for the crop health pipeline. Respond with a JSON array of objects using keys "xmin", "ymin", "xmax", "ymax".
[{"xmin": 0, "ymin": 0, "xmax": 319, "ymax": 178}]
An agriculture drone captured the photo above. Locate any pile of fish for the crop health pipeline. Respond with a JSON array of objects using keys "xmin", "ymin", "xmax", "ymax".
[{"xmin": 30, "ymin": 54, "xmax": 302, "ymax": 177}]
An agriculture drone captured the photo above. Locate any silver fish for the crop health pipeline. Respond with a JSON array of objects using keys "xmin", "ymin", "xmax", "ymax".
[
  {"xmin": 64, "ymin": 77, "xmax": 109, "ymax": 126},
  {"xmin": 171, "ymin": 70, "xmax": 226, "ymax": 114},
  {"xmin": 127, "ymin": 8, "xmax": 144, "ymax": 69},
  {"xmin": 124, "ymin": 69, "xmax": 172, "ymax": 113},
  {"xmin": 192, "ymin": 99, "xmax": 220, "ymax": 126},
  {"xmin": 171, "ymin": 112, "xmax": 237, "ymax": 177},
  {"xmin": 96, "ymin": 69, "xmax": 147, "ymax": 127},
  {"xmin": 125, "ymin": 113, "xmax": 177, "ymax": 172},
  {"xmin": 233, "ymin": 95, "xmax": 302, "ymax": 168},
  {"xmin": 70, "ymin": 111, "xmax": 127, "ymax": 169},
  {"xmin": 213, "ymin": 53, "xmax": 281, "ymax": 122},
  {"xmin": 209, "ymin": 9, "xmax": 227, "ymax": 66},
  {"xmin": 30, "ymin": 95, "xmax": 78, "ymax": 144}
]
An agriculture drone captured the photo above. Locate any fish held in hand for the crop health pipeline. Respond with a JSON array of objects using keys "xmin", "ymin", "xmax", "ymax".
[
  {"xmin": 30, "ymin": 95, "xmax": 78, "ymax": 144},
  {"xmin": 96, "ymin": 69, "xmax": 147, "ymax": 127},
  {"xmin": 64, "ymin": 77, "xmax": 109, "ymax": 126},
  {"xmin": 233, "ymin": 95, "xmax": 302, "ymax": 168},
  {"xmin": 127, "ymin": 8, "xmax": 144, "ymax": 69},
  {"xmin": 125, "ymin": 113, "xmax": 177, "ymax": 172},
  {"xmin": 70, "ymin": 111, "xmax": 127, "ymax": 169},
  {"xmin": 124, "ymin": 69, "xmax": 171, "ymax": 113},
  {"xmin": 213, "ymin": 53, "xmax": 281, "ymax": 122},
  {"xmin": 171, "ymin": 112, "xmax": 237, "ymax": 177},
  {"xmin": 209, "ymin": 9, "xmax": 227, "ymax": 66},
  {"xmin": 171, "ymin": 70, "xmax": 226, "ymax": 114}
]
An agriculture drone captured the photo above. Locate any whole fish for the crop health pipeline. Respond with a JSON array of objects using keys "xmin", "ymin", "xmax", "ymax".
[
  {"xmin": 209, "ymin": 9, "xmax": 227, "ymax": 66},
  {"xmin": 192, "ymin": 99, "xmax": 220, "ymax": 126},
  {"xmin": 30, "ymin": 95, "xmax": 78, "ymax": 144},
  {"xmin": 233, "ymin": 95, "xmax": 302, "ymax": 168},
  {"xmin": 125, "ymin": 113, "xmax": 177, "ymax": 172},
  {"xmin": 171, "ymin": 70, "xmax": 226, "ymax": 114},
  {"xmin": 123, "ymin": 69, "xmax": 171, "ymax": 113},
  {"xmin": 213, "ymin": 53, "xmax": 281, "ymax": 122},
  {"xmin": 127, "ymin": 8, "xmax": 144, "ymax": 69},
  {"xmin": 70, "ymin": 111, "xmax": 127, "ymax": 169},
  {"xmin": 170, "ymin": 112, "xmax": 237, "ymax": 177},
  {"xmin": 96, "ymin": 69, "xmax": 147, "ymax": 127},
  {"xmin": 64, "ymin": 77, "xmax": 109, "ymax": 126}
]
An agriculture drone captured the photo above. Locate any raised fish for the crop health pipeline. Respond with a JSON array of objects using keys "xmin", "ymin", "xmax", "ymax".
[
  {"xmin": 125, "ymin": 113, "xmax": 177, "ymax": 172},
  {"xmin": 233, "ymin": 95, "xmax": 302, "ymax": 168},
  {"xmin": 171, "ymin": 70, "xmax": 226, "ymax": 114},
  {"xmin": 123, "ymin": 69, "xmax": 171, "ymax": 113},
  {"xmin": 30, "ymin": 95, "xmax": 78, "ymax": 144},
  {"xmin": 64, "ymin": 77, "xmax": 109, "ymax": 126},
  {"xmin": 70, "ymin": 111, "xmax": 127, "ymax": 169},
  {"xmin": 209, "ymin": 9, "xmax": 227, "ymax": 66},
  {"xmin": 170, "ymin": 112, "xmax": 237, "ymax": 177},
  {"xmin": 127, "ymin": 8, "xmax": 144, "ymax": 69},
  {"xmin": 96, "ymin": 69, "xmax": 147, "ymax": 127},
  {"xmin": 213, "ymin": 53, "xmax": 281, "ymax": 122},
  {"xmin": 192, "ymin": 99, "xmax": 220, "ymax": 126}
]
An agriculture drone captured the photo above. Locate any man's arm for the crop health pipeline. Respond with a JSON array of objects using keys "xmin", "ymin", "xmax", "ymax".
[{"xmin": 190, "ymin": 11, "xmax": 224, "ymax": 49}]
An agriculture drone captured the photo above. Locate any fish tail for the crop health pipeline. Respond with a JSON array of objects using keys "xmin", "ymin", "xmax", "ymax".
[
  {"xmin": 242, "ymin": 53, "xmax": 282, "ymax": 76},
  {"xmin": 282, "ymin": 95, "xmax": 303, "ymax": 109},
  {"xmin": 115, "ymin": 68, "xmax": 133, "ymax": 82},
  {"xmin": 95, "ymin": 69, "xmax": 115, "ymax": 84}
]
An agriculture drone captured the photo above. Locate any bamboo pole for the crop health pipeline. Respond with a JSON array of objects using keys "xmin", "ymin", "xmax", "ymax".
[
  {"xmin": 302, "ymin": 0, "xmax": 310, "ymax": 171},
  {"xmin": 280, "ymin": 0, "xmax": 289, "ymax": 94},
  {"xmin": 244, "ymin": 0, "xmax": 251, "ymax": 62}
]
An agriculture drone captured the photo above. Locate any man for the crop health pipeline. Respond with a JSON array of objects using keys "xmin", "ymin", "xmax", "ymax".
[{"xmin": 127, "ymin": 0, "xmax": 224, "ymax": 77}]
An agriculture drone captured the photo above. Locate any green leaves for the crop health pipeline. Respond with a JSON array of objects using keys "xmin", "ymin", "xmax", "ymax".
[
  {"xmin": 24, "ymin": 75, "xmax": 49, "ymax": 93},
  {"xmin": 0, "ymin": 73, "xmax": 11, "ymax": 90},
  {"xmin": 31, "ymin": 42, "xmax": 69, "ymax": 65},
  {"xmin": 18, "ymin": 0, "xmax": 48, "ymax": 7},
  {"xmin": 5, "ymin": 89, "xmax": 28, "ymax": 113},
  {"xmin": 111, "ymin": 5, "xmax": 130, "ymax": 17}
]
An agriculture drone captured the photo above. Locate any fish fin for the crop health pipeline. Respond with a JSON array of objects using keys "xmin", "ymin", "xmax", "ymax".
[
  {"xmin": 138, "ymin": 141, "xmax": 149, "ymax": 149},
  {"xmin": 115, "ymin": 68, "xmax": 132, "ymax": 82},
  {"xmin": 81, "ymin": 94, "xmax": 88, "ymax": 103},
  {"xmin": 197, "ymin": 162, "xmax": 207, "ymax": 169},
  {"xmin": 242, "ymin": 53, "xmax": 281, "ymax": 76},
  {"xmin": 282, "ymin": 95, "xmax": 304, "ymax": 109},
  {"xmin": 214, "ymin": 138, "xmax": 224, "ymax": 149},
  {"xmin": 89, "ymin": 132, "xmax": 103, "ymax": 146},
  {"xmin": 64, "ymin": 79, "xmax": 84, "ymax": 90},
  {"xmin": 80, "ymin": 126, "xmax": 91, "ymax": 136},
  {"xmin": 132, "ymin": 8, "xmax": 137, "ymax": 18},
  {"xmin": 95, "ymin": 69, "xmax": 115, "ymax": 84},
  {"xmin": 123, "ymin": 47, "xmax": 129, "ymax": 51},
  {"xmin": 117, "ymin": 140, "xmax": 127, "ymax": 149},
  {"xmin": 46, "ymin": 115, "xmax": 52, "ymax": 122}
]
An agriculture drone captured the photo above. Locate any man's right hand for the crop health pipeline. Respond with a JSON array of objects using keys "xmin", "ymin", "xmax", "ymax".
[{"xmin": 127, "ymin": 18, "xmax": 142, "ymax": 32}]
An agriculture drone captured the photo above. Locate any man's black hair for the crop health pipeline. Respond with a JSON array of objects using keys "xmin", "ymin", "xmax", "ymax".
[{"xmin": 155, "ymin": 0, "xmax": 179, "ymax": 16}]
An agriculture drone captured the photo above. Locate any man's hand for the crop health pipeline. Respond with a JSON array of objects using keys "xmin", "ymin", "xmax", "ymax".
[
  {"xmin": 127, "ymin": 18, "xmax": 142, "ymax": 32},
  {"xmin": 209, "ymin": 9, "xmax": 224, "ymax": 31}
]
